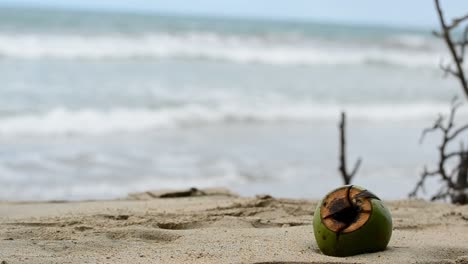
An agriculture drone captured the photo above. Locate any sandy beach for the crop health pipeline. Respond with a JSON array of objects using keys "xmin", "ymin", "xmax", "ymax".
[{"xmin": 0, "ymin": 188, "xmax": 466, "ymax": 264}]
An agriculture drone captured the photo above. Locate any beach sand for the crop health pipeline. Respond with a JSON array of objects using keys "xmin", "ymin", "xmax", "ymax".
[{"xmin": 0, "ymin": 188, "xmax": 467, "ymax": 264}]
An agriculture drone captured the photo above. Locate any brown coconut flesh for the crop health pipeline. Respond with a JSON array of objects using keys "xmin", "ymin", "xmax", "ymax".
[{"xmin": 320, "ymin": 186, "xmax": 374, "ymax": 234}]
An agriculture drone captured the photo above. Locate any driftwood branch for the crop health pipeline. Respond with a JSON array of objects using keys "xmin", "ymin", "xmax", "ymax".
[
  {"xmin": 459, "ymin": 26, "xmax": 468, "ymax": 62},
  {"xmin": 448, "ymin": 123, "xmax": 468, "ymax": 141},
  {"xmin": 410, "ymin": 99, "xmax": 468, "ymax": 203},
  {"xmin": 412, "ymin": 1, "xmax": 468, "ymax": 204},
  {"xmin": 338, "ymin": 112, "xmax": 362, "ymax": 185},
  {"xmin": 447, "ymin": 13, "xmax": 468, "ymax": 30},
  {"xmin": 433, "ymin": 0, "xmax": 468, "ymax": 98}
]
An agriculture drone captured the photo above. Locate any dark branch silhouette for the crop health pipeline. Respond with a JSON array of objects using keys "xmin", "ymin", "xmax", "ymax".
[
  {"xmin": 338, "ymin": 112, "xmax": 362, "ymax": 185},
  {"xmin": 410, "ymin": 99, "xmax": 468, "ymax": 204},
  {"xmin": 433, "ymin": 0, "xmax": 468, "ymax": 98},
  {"xmin": 410, "ymin": 1, "xmax": 468, "ymax": 204}
]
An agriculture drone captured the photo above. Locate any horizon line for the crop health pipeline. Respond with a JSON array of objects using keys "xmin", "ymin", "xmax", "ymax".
[{"xmin": 0, "ymin": 2, "xmax": 435, "ymax": 32}]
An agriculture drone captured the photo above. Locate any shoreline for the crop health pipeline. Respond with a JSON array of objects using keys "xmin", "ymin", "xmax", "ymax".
[{"xmin": 0, "ymin": 188, "xmax": 467, "ymax": 263}]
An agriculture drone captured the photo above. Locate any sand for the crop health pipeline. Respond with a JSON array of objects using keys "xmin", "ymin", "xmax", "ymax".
[{"xmin": 0, "ymin": 188, "xmax": 467, "ymax": 264}]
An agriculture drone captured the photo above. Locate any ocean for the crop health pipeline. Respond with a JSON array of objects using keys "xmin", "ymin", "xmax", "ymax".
[{"xmin": 0, "ymin": 6, "xmax": 466, "ymax": 201}]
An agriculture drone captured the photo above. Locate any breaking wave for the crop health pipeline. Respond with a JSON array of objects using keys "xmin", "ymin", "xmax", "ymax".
[
  {"xmin": 0, "ymin": 102, "xmax": 462, "ymax": 135},
  {"xmin": 0, "ymin": 32, "xmax": 441, "ymax": 67}
]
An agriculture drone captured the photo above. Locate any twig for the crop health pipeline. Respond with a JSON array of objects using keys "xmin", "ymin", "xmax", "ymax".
[
  {"xmin": 338, "ymin": 112, "xmax": 362, "ymax": 185},
  {"xmin": 434, "ymin": 0, "xmax": 468, "ymax": 98},
  {"xmin": 411, "ymin": 99, "xmax": 468, "ymax": 202},
  {"xmin": 448, "ymin": 123, "xmax": 468, "ymax": 141},
  {"xmin": 419, "ymin": 114, "xmax": 443, "ymax": 143},
  {"xmin": 459, "ymin": 25, "xmax": 468, "ymax": 62},
  {"xmin": 413, "ymin": 1, "xmax": 468, "ymax": 204},
  {"xmin": 410, "ymin": 166, "xmax": 440, "ymax": 198},
  {"xmin": 447, "ymin": 13, "xmax": 468, "ymax": 30}
]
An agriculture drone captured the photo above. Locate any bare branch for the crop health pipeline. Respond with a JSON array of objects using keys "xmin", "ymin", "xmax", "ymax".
[
  {"xmin": 419, "ymin": 114, "xmax": 443, "ymax": 144},
  {"xmin": 434, "ymin": 0, "xmax": 468, "ymax": 98},
  {"xmin": 447, "ymin": 13, "xmax": 468, "ymax": 30},
  {"xmin": 412, "ymin": 100, "xmax": 466, "ymax": 199},
  {"xmin": 449, "ymin": 165, "xmax": 460, "ymax": 179},
  {"xmin": 432, "ymin": 30, "xmax": 443, "ymax": 38},
  {"xmin": 338, "ymin": 112, "xmax": 362, "ymax": 184},
  {"xmin": 458, "ymin": 25, "xmax": 468, "ymax": 62},
  {"xmin": 448, "ymin": 123, "xmax": 468, "ymax": 141},
  {"xmin": 349, "ymin": 158, "xmax": 362, "ymax": 180},
  {"xmin": 409, "ymin": 166, "xmax": 439, "ymax": 197},
  {"xmin": 447, "ymin": 97, "xmax": 462, "ymax": 128},
  {"xmin": 431, "ymin": 187, "xmax": 450, "ymax": 201},
  {"xmin": 439, "ymin": 60, "xmax": 459, "ymax": 77},
  {"xmin": 446, "ymin": 151, "xmax": 465, "ymax": 160},
  {"xmin": 426, "ymin": 170, "xmax": 442, "ymax": 177},
  {"xmin": 414, "ymin": 1, "xmax": 468, "ymax": 204}
]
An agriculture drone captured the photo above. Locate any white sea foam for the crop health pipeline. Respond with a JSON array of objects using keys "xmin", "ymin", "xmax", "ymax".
[
  {"xmin": 0, "ymin": 32, "xmax": 441, "ymax": 67},
  {"xmin": 386, "ymin": 34, "xmax": 436, "ymax": 50},
  {"xmin": 0, "ymin": 103, "xmax": 463, "ymax": 136}
]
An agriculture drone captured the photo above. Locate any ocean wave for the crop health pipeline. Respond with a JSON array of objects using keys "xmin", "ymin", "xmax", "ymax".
[
  {"xmin": 0, "ymin": 103, "xmax": 463, "ymax": 136},
  {"xmin": 0, "ymin": 32, "xmax": 441, "ymax": 67},
  {"xmin": 384, "ymin": 34, "xmax": 437, "ymax": 50}
]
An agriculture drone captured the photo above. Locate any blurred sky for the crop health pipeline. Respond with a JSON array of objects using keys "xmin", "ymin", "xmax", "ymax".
[{"xmin": 0, "ymin": 0, "xmax": 467, "ymax": 28}]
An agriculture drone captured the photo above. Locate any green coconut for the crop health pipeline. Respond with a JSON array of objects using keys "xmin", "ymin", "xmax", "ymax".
[{"xmin": 313, "ymin": 185, "xmax": 392, "ymax": 257}]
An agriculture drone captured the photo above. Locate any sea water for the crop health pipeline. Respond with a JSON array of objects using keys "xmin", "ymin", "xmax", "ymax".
[{"xmin": 0, "ymin": 7, "xmax": 467, "ymax": 200}]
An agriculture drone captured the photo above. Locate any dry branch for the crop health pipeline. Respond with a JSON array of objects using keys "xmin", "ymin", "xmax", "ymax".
[
  {"xmin": 434, "ymin": 0, "xmax": 468, "ymax": 98},
  {"xmin": 411, "ymin": 1, "xmax": 468, "ymax": 204},
  {"xmin": 410, "ymin": 99, "xmax": 468, "ymax": 203},
  {"xmin": 338, "ymin": 112, "xmax": 362, "ymax": 185}
]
